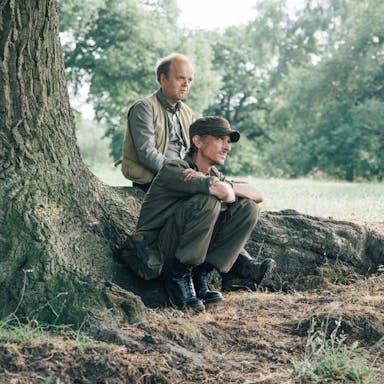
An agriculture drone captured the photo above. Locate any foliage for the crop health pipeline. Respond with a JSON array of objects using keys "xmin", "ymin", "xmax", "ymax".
[
  {"xmin": 223, "ymin": 137, "xmax": 264, "ymax": 176},
  {"xmin": 59, "ymin": 0, "xmax": 220, "ymax": 160},
  {"xmin": 62, "ymin": 0, "xmax": 174, "ymax": 158},
  {"xmin": 267, "ymin": 0, "xmax": 384, "ymax": 181},
  {"xmin": 204, "ymin": 0, "xmax": 338, "ymax": 175},
  {"xmin": 59, "ymin": 0, "xmax": 384, "ymax": 180},
  {"xmin": 291, "ymin": 318, "xmax": 371, "ymax": 383}
]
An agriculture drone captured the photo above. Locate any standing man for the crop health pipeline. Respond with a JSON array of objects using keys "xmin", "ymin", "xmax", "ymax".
[
  {"xmin": 130, "ymin": 116, "xmax": 275, "ymax": 312},
  {"xmin": 120, "ymin": 53, "xmax": 194, "ymax": 192}
]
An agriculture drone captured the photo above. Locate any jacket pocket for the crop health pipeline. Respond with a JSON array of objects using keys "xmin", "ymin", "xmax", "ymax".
[{"xmin": 120, "ymin": 233, "xmax": 163, "ymax": 280}]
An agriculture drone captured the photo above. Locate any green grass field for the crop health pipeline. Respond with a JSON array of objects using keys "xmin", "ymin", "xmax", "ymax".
[
  {"xmin": 90, "ymin": 165, "xmax": 384, "ymax": 220},
  {"xmin": 237, "ymin": 176, "xmax": 384, "ymax": 220}
]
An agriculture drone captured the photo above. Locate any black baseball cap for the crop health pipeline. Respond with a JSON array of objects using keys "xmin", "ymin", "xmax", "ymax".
[{"xmin": 189, "ymin": 116, "xmax": 240, "ymax": 143}]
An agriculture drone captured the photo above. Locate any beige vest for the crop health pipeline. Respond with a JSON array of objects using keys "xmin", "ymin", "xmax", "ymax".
[{"xmin": 122, "ymin": 93, "xmax": 193, "ymax": 184}]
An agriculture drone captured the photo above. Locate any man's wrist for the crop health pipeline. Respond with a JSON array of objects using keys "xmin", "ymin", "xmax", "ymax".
[{"xmin": 209, "ymin": 176, "xmax": 221, "ymax": 186}]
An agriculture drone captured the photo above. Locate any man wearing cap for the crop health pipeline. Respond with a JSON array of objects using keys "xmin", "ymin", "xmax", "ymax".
[{"xmin": 133, "ymin": 116, "xmax": 275, "ymax": 312}]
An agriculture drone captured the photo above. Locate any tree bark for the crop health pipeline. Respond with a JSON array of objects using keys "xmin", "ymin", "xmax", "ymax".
[
  {"xmin": 0, "ymin": 0, "xmax": 141, "ymax": 326},
  {"xmin": 247, "ymin": 210, "xmax": 384, "ymax": 286}
]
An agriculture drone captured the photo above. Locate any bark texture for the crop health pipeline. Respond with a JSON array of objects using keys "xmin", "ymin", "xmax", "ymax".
[
  {"xmin": 247, "ymin": 210, "xmax": 384, "ymax": 287},
  {"xmin": 0, "ymin": 0, "xmax": 141, "ymax": 326}
]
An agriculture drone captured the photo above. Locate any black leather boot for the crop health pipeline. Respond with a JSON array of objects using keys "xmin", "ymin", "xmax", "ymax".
[
  {"xmin": 165, "ymin": 261, "xmax": 205, "ymax": 312},
  {"xmin": 222, "ymin": 252, "xmax": 276, "ymax": 291},
  {"xmin": 192, "ymin": 263, "xmax": 223, "ymax": 305}
]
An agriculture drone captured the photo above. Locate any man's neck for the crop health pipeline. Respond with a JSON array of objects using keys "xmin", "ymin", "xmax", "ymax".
[
  {"xmin": 190, "ymin": 153, "xmax": 212, "ymax": 175},
  {"xmin": 159, "ymin": 89, "xmax": 179, "ymax": 109}
]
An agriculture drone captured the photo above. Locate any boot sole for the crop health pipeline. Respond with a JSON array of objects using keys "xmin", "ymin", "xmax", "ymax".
[
  {"xmin": 204, "ymin": 297, "xmax": 225, "ymax": 307},
  {"xmin": 167, "ymin": 294, "xmax": 205, "ymax": 313}
]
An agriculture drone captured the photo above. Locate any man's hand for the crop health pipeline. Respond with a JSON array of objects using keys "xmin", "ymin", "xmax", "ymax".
[
  {"xmin": 183, "ymin": 168, "xmax": 206, "ymax": 181},
  {"xmin": 232, "ymin": 182, "xmax": 264, "ymax": 203},
  {"xmin": 209, "ymin": 178, "xmax": 236, "ymax": 203},
  {"xmin": 182, "ymin": 169, "xmax": 236, "ymax": 203}
]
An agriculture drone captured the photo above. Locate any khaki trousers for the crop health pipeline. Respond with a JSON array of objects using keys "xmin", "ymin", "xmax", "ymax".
[{"xmin": 157, "ymin": 194, "xmax": 260, "ymax": 274}]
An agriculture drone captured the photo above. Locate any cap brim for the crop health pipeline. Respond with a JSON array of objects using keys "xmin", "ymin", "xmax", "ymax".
[{"xmin": 229, "ymin": 130, "xmax": 240, "ymax": 143}]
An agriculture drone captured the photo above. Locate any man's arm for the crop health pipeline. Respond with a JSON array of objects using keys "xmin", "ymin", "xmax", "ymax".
[
  {"xmin": 232, "ymin": 181, "xmax": 264, "ymax": 203},
  {"xmin": 129, "ymin": 101, "xmax": 166, "ymax": 173},
  {"xmin": 209, "ymin": 179, "xmax": 236, "ymax": 202},
  {"xmin": 183, "ymin": 169, "xmax": 236, "ymax": 203}
]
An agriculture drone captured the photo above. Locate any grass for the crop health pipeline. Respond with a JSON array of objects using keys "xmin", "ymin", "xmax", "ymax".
[
  {"xmin": 245, "ymin": 177, "xmax": 384, "ymax": 220},
  {"xmin": 2, "ymin": 277, "xmax": 384, "ymax": 383},
  {"xmin": 291, "ymin": 318, "xmax": 371, "ymax": 383},
  {"xmin": 0, "ymin": 316, "xmax": 112, "ymax": 352},
  {"xmin": 0, "ymin": 317, "xmax": 50, "ymax": 345},
  {"xmin": 149, "ymin": 307, "xmax": 209, "ymax": 347},
  {"xmin": 89, "ymin": 164, "xmax": 384, "ymax": 220}
]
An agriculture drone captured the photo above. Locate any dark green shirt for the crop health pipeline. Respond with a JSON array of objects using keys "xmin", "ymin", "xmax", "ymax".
[{"xmin": 137, "ymin": 156, "xmax": 226, "ymax": 242}]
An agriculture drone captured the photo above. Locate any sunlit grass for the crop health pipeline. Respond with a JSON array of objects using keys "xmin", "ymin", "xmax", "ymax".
[
  {"xmin": 90, "ymin": 164, "xmax": 130, "ymax": 187},
  {"xmin": 235, "ymin": 176, "xmax": 384, "ymax": 220},
  {"xmin": 89, "ymin": 165, "xmax": 384, "ymax": 220}
]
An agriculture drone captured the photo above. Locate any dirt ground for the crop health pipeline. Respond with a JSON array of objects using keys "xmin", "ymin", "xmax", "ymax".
[{"xmin": 1, "ymin": 221, "xmax": 383, "ymax": 384}]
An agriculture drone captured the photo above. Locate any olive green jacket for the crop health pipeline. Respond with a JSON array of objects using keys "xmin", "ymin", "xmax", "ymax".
[{"xmin": 121, "ymin": 157, "xmax": 227, "ymax": 280}]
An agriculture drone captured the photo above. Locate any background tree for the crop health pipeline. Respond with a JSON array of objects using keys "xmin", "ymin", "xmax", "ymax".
[
  {"xmin": 266, "ymin": 0, "xmax": 384, "ymax": 181},
  {"xmin": 205, "ymin": 24, "xmax": 272, "ymax": 175},
  {"xmin": 203, "ymin": 0, "xmax": 331, "ymax": 175},
  {"xmin": 57, "ymin": 0, "xmax": 384, "ymax": 180},
  {"xmin": 59, "ymin": 0, "xmax": 221, "ymax": 161}
]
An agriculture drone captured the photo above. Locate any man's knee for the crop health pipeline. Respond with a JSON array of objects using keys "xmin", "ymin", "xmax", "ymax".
[
  {"xmin": 185, "ymin": 193, "xmax": 222, "ymax": 217},
  {"xmin": 234, "ymin": 198, "xmax": 260, "ymax": 226}
]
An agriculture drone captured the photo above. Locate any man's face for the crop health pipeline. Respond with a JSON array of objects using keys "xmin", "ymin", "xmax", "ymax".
[
  {"xmin": 196, "ymin": 135, "xmax": 232, "ymax": 166},
  {"xmin": 160, "ymin": 58, "xmax": 194, "ymax": 105}
]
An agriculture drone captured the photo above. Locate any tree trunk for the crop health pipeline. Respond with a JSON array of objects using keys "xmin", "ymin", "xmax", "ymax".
[
  {"xmin": 346, "ymin": 164, "xmax": 355, "ymax": 182},
  {"xmin": 0, "ymin": 0, "xmax": 142, "ymax": 326}
]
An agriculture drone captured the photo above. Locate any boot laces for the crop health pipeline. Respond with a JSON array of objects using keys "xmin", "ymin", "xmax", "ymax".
[
  {"xmin": 194, "ymin": 269, "xmax": 209, "ymax": 295},
  {"xmin": 183, "ymin": 274, "xmax": 196, "ymax": 298}
]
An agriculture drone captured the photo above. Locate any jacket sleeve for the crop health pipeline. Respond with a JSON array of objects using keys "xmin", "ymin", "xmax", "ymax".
[
  {"xmin": 211, "ymin": 166, "xmax": 233, "ymax": 187},
  {"xmin": 129, "ymin": 101, "xmax": 166, "ymax": 173},
  {"xmin": 154, "ymin": 160, "xmax": 217, "ymax": 196}
]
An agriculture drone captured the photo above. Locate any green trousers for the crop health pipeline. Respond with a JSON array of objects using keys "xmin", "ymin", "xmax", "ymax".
[{"xmin": 157, "ymin": 194, "xmax": 260, "ymax": 274}]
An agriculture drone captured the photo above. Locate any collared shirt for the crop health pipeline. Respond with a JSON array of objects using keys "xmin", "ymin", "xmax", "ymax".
[
  {"xmin": 128, "ymin": 89, "xmax": 187, "ymax": 173},
  {"xmin": 137, "ymin": 155, "xmax": 227, "ymax": 242},
  {"xmin": 156, "ymin": 90, "xmax": 187, "ymax": 160}
]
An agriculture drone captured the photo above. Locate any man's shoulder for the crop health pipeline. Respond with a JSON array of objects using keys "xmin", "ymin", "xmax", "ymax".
[
  {"xmin": 179, "ymin": 100, "xmax": 192, "ymax": 112},
  {"xmin": 128, "ymin": 92, "xmax": 164, "ymax": 118},
  {"xmin": 155, "ymin": 159, "xmax": 190, "ymax": 178},
  {"xmin": 163, "ymin": 159, "xmax": 190, "ymax": 169},
  {"xmin": 149, "ymin": 159, "xmax": 189, "ymax": 187},
  {"xmin": 132, "ymin": 92, "xmax": 157, "ymax": 108}
]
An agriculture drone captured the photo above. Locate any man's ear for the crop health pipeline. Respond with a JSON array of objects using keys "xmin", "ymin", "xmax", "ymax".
[
  {"xmin": 159, "ymin": 73, "xmax": 167, "ymax": 86},
  {"xmin": 192, "ymin": 135, "xmax": 202, "ymax": 149}
]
